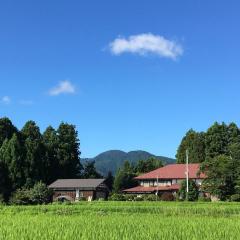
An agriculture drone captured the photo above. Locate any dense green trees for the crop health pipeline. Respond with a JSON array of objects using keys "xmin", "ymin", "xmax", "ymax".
[
  {"xmin": 176, "ymin": 129, "xmax": 205, "ymax": 163},
  {"xmin": 177, "ymin": 122, "xmax": 240, "ymax": 200},
  {"xmin": 113, "ymin": 158, "xmax": 163, "ymax": 193},
  {"xmin": 0, "ymin": 117, "xmax": 82, "ymax": 202},
  {"xmin": 0, "ymin": 134, "xmax": 25, "ymax": 189},
  {"xmin": 113, "ymin": 161, "xmax": 137, "ymax": 192},
  {"xmin": 178, "ymin": 179, "xmax": 199, "ymax": 201},
  {"xmin": 200, "ymin": 155, "xmax": 235, "ymax": 200},
  {"xmin": 82, "ymin": 161, "xmax": 102, "ymax": 179},
  {"xmin": 57, "ymin": 123, "xmax": 82, "ymax": 178},
  {"xmin": 0, "ymin": 117, "xmax": 18, "ymax": 146},
  {"xmin": 134, "ymin": 157, "xmax": 163, "ymax": 174}
]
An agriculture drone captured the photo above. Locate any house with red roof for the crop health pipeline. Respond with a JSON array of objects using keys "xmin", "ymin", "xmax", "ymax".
[{"xmin": 123, "ymin": 163, "xmax": 206, "ymax": 195}]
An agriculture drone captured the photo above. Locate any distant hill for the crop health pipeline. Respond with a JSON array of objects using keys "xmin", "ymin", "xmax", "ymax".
[{"xmin": 81, "ymin": 150, "xmax": 175, "ymax": 176}]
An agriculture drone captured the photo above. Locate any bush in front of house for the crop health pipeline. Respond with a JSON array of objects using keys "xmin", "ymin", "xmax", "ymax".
[
  {"xmin": 30, "ymin": 182, "xmax": 53, "ymax": 204},
  {"xmin": 10, "ymin": 188, "xmax": 31, "ymax": 205},
  {"xmin": 160, "ymin": 192, "xmax": 175, "ymax": 201},
  {"xmin": 143, "ymin": 194, "xmax": 159, "ymax": 201},
  {"xmin": 178, "ymin": 180, "xmax": 199, "ymax": 201},
  {"xmin": 124, "ymin": 194, "xmax": 136, "ymax": 201},
  {"xmin": 10, "ymin": 182, "xmax": 52, "ymax": 205},
  {"xmin": 108, "ymin": 193, "xmax": 126, "ymax": 201},
  {"xmin": 230, "ymin": 194, "xmax": 240, "ymax": 202}
]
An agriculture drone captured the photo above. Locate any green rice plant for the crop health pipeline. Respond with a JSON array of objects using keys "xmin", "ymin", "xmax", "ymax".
[{"xmin": 0, "ymin": 202, "xmax": 240, "ymax": 239}]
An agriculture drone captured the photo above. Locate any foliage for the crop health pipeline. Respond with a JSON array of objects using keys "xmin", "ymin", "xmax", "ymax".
[
  {"xmin": 30, "ymin": 182, "xmax": 52, "ymax": 204},
  {"xmin": 0, "ymin": 134, "xmax": 25, "ymax": 189},
  {"xmin": 143, "ymin": 194, "xmax": 159, "ymax": 201},
  {"xmin": 10, "ymin": 188, "xmax": 31, "ymax": 205},
  {"xmin": 82, "ymin": 161, "xmax": 102, "ymax": 179},
  {"xmin": 0, "ymin": 117, "xmax": 82, "ymax": 202},
  {"xmin": 113, "ymin": 161, "xmax": 137, "ymax": 193},
  {"xmin": 10, "ymin": 182, "xmax": 52, "ymax": 205},
  {"xmin": 230, "ymin": 194, "xmax": 240, "ymax": 202},
  {"xmin": 21, "ymin": 121, "xmax": 46, "ymax": 186},
  {"xmin": 57, "ymin": 123, "xmax": 82, "ymax": 178},
  {"xmin": 201, "ymin": 155, "xmax": 235, "ymax": 200},
  {"xmin": 177, "ymin": 122, "xmax": 240, "ymax": 200},
  {"xmin": 0, "ymin": 161, "xmax": 12, "ymax": 202},
  {"xmin": 42, "ymin": 126, "xmax": 60, "ymax": 184},
  {"xmin": 108, "ymin": 193, "xmax": 126, "ymax": 201},
  {"xmin": 134, "ymin": 157, "xmax": 163, "ymax": 174},
  {"xmin": 105, "ymin": 171, "xmax": 114, "ymax": 192},
  {"xmin": 176, "ymin": 129, "xmax": 205, "ymax": 163},
  {"xmin": 179, "ymin": 180, "xmax": 199, "ymax": 201},
  {"xmin": 0, "ymin": 117, "xmax": 18, "ymax": 147},
  {"xmin": 205, "ymin": 122, "xmax": 230, "ymax": 158}
]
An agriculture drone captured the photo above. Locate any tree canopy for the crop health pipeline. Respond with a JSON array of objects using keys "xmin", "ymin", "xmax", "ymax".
[
  {"xmin": 0, "ymin": 117, "xmax": 82, "ymax": 202},
  {"xmin": 177, "ymin": 122, "xmax": 240, "ymax": 200}
]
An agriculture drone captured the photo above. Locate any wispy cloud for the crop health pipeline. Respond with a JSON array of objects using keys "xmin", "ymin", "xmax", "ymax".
[
  {"xmin": 49, "ymin": 80, "xmax": 76, "ymax": 96},
  {"xmin": 109, "ymin": 33, "xmax": 183, "ymax": 60},
  {"xmin": 1, "ymin": 96, "xmax": 11, "ymax": 104}
]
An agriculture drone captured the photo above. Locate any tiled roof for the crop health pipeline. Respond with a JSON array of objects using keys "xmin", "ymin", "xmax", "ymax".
[
  {"xmin": 48, "ymin": 179, "xmax": 105, "ymax": 189},
  {"xmin": 123, "ymin": 184, "xmax": 180, "ymax": 193},
  {"xmin": 135, "ymin": 163, "xmax": 206, "ymax": 180}
]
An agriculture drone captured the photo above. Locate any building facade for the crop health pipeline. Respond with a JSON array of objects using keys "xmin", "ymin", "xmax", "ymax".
[
  {"xmin": 123, "ymin": 163, "xmax": 206, "ymax": 195},
  {"xmin": 49, "ymin": 179, "xmax": 109, "ymax": 201}
]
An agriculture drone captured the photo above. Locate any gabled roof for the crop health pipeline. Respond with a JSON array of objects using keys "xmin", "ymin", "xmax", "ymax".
[
  {"xmin": 135, "ymin": 163, "xmax": 206, "ymax": 180},
  {"xmin": 123, "ymin": 184, "xmax": 180, "ymax": 193},
  {"xmin": 48, "ymin": 179, "xmax": 105, "ymax": 189}
]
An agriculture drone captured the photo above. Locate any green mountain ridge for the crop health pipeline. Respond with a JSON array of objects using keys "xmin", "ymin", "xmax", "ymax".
[{"xmin": 82, "ymin": 150, "xmax": 175, "ymax": 176}]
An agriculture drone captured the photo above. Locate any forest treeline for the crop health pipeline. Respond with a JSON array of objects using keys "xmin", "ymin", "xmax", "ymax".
[
  {"xmin": 176, "ymin": 122, "xmax": 240, "ymax": 200},
  {"xmin": 0, "ymin": 117, "xmax": 93, "ymax": 202},
  {"xmin": 1, "ymin": 117, "xmax": 240, "ymax": 202}
]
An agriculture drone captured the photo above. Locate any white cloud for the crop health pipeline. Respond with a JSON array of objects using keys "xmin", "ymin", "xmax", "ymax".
[
  {"xmin": 49, "ymin": 80, "xmax": 76, "ymax": 96},
  {"xmin": 109, "ymin": 33, "xmax": 183, "ymax": 59},
  {"xmin": 1, "ymin": 96, "xmax": 11, "ymax": 104}
]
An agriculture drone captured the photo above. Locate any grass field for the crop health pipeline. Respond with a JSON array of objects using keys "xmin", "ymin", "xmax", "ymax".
[{"xmin": 1, "ymin": 201, "xmax": 240, "ymax": 240}]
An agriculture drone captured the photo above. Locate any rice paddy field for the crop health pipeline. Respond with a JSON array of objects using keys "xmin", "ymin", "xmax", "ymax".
[{"xmin": 1, "ymin": 201, "xmax": 240, "ymax": 240}]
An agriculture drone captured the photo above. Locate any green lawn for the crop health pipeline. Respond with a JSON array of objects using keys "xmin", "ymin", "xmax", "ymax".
[{"xmin": 1, "ymin": 201, "xmax": 240, "ymax": 240}]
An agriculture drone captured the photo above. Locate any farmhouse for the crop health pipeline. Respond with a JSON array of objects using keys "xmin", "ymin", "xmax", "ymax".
[
  {"xmin": 49, "ymin": 179, "xmax": 109, "ymax": 201},
  {"xmin": 123, "ymin": 163, "xmax": 206, "ymax": 195}
]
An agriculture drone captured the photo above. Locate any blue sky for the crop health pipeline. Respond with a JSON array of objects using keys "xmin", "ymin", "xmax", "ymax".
[{"xmin": 1, "ymin": 0, "xmax": 240, "ymax": 158}]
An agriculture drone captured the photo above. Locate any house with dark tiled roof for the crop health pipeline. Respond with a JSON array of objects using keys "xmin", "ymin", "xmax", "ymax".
[
  {"xmin": 49, "ymin": 179, "xmax": 109, "ymax": 201},
  {"xmin": 123, "ymin": 163, "xmax": 206, "ymax": 195}
]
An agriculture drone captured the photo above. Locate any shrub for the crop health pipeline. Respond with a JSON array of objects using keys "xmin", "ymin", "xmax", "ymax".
[
  {"xmin": 108, "ymin": 193, "xmax": 126, "ymax": 201},
  {"xmin": 10, "ymin": 182, "xmax": 52, "ymax": 205},
  {"xmin": 179, "ymin": 180, "xmax": 199, "ymax": 201},
  {"xmin": 230, "ymin": 194, "xmax": 240, "ymax": 202},
  {"xmin": 124, "ymin": 194, "xmax": 136, "ymax": 201},
  {"xmin": 143, "ymin": 194, "xmax": 159, "ymax": 201},
  {"xmin": 10, "ymin": 188, "xmax": 31, "ymax": 205},
  {"xmin": 160, "ymin": 192, "xmax": 175, "ymax": 201},
  {"xmin": 134, "ymin": 195, "xmax": 144, "ymax": 201},
  {"xmin": 30, "ymin": 182, "xmax": 52, "ymax": 204}
]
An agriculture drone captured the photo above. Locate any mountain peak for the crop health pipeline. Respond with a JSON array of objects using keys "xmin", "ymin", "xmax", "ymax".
[{"xmin": 82, "ymin": 150, "xmax": 175, "ymax": 176}]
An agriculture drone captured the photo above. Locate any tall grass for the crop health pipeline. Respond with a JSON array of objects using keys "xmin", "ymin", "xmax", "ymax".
[{"xmin": 0, "ymin": 202, "xmax": 240, "ymax": 239}]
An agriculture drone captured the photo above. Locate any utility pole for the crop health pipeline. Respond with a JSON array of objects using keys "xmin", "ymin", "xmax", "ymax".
[
  {"xmin": 156, "ymin": 175, "xmax": 159, "ymax": 201},
  {"xmin": 186, "ymin": 149, "xmax": 189, "ymax": 201}
]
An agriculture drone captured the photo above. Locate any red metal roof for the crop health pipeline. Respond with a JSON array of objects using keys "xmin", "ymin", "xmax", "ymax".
[
  {"xmin": 123, "ymin": 184, "xmax": 180, "ymax": 193},
  {"xmin": 135, "ymin": 163, "xmax": 206, "ymax": 180}
]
